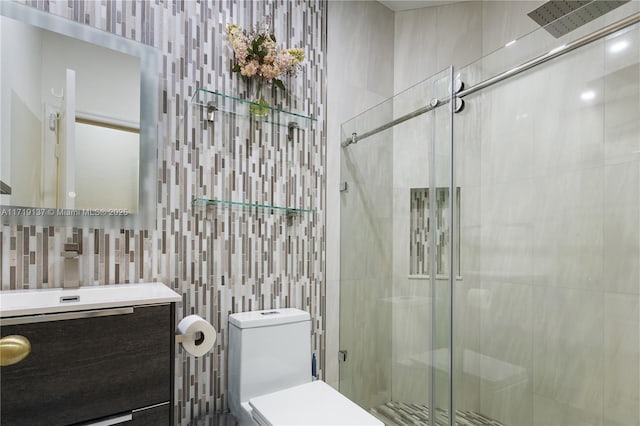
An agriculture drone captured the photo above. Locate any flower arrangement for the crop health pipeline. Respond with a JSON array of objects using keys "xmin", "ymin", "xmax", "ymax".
[{"xmin": 226, "ymin": 22, "xmax": 305, "ymax": 96}]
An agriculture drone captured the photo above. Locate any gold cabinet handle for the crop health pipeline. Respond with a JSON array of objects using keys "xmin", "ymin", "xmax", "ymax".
[{"xmin": 0, "ymin": 335, "xmax": 31, "ymax": 366}]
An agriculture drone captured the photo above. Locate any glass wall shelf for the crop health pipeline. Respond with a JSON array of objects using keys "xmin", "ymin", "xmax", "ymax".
[
  {"xmin": 192, "ymin": 198, "xmax": 316, "ymax": 215},
  {"xmin": 191, "ymin": 88, "xmax": 317, "ymax": 129}
]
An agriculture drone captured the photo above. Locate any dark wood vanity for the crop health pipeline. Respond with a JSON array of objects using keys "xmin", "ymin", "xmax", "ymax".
[{"xmin": 0, "ymin": 284, "xmax": 179, "ymax": 426}]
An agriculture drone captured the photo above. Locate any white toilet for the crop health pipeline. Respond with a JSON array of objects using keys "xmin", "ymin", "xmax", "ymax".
[{"xmin": 228, "ymin": 308, "xmax": 383, "ymax": 426}]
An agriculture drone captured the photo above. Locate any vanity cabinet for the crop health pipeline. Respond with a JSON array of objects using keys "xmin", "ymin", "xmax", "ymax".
[{"xmin": 0, "ymin": 303, "xmax": 175, "ymax": 426}]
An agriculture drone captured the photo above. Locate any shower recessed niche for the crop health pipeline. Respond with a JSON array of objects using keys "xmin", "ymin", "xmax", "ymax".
[{"xmin": 409, "ymin": 187, "xmax": 460, "ymax": 278}]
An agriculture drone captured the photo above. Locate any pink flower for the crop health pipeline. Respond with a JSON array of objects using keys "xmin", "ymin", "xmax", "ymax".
[
  {"xmin": 275, "ymin": 52, "xmax": 294, "ymax": 70},
  {"xmin": 241, "ymin": 60, "xmax": 259, "ymax": 77},
  {"xmin": 260, "ymin": 64, "xmax": 281, "ymax": 80},
  {"xmin": 226, "ymin": 23, "xmax": 306, "ymax": 89}
]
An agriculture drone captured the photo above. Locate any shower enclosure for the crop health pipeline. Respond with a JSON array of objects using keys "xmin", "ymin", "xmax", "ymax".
[{"xmin": 339, "ymin": 2, "xmax": 640, "ymax": 425}]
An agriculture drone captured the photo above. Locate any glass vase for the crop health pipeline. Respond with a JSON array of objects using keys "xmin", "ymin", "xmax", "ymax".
[{"xmin": 249, "ymin": 81, "xmax": 270, "ymax": 117}]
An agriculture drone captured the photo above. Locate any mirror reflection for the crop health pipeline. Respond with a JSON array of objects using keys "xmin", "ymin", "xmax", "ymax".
[{"xmin": 1, "ymin": 14, "xmax": 141, "ymax": 212}]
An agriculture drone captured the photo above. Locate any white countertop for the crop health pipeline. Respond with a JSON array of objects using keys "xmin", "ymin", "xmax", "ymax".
[{"xmin": 0, "ymin": 282, "xmax": 181, "ymax": 318}]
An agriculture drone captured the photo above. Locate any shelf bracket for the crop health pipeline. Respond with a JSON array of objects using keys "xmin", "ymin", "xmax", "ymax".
[
  {"xmin": 206, "ymin": 101, "xmax": 217, "ymax": 122},
  {"xmin": 287, "ymin": 122, "xmax": 299, "ymax": 141}
]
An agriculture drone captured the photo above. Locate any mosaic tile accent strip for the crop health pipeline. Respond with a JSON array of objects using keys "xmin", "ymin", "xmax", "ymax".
[
  {"xmin": 409, "ymin": 188, "xmax": 430, "ymax": 276},
  {"xmin": 409, "ymin": 187, "xmax": 460, "ymax": 276},
  {"xmin": 370, "ymin": 402, "xmax": 504, "ymax": 426},
  {"xmin": 1, "ymin": 1, "xmax": 326, "ymax": 424}
]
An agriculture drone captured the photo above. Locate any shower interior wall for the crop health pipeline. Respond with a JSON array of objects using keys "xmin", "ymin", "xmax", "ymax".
[
  {"xmin": 328, "ymin": 0, "xmax": 544, "ymax": 409},
  {"xmin": 333, "ymin": 1, "xmax": 639, "ymax": 426},
  {"xmin": 390, "ymin": 0, "xmax": 545, "ymax": 413},
  {"xmin": 327, "ymin": 0, "xmax": 395, "ymax": 397},
  {"xmin": 452, "ymin": 3, "xmax": 640, "ymax": 424},
  {"xmin": 329, "ymin": 0, "xmax": 545, "ymax": 409}
]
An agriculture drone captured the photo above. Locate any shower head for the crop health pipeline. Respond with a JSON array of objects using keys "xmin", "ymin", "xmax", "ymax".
[{"xmin": 528, "ymin": 0, "xmax": 630, "ymax": 38}]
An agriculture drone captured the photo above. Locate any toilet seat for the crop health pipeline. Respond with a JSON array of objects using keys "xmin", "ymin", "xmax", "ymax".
[{"xmin": 248, "ymin": 380, "xmax": 383, "ymax": 426}]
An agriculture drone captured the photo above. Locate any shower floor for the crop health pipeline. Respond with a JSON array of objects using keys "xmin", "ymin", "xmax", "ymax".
[{"xmin": 370, "ymin": 402, "xmax": 504, "ymax": 426}]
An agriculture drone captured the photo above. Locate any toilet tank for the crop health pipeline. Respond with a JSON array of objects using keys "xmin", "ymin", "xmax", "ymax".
[{"xmin": 228, "ymin": 308, "xmax": 311, "ymax": 412}]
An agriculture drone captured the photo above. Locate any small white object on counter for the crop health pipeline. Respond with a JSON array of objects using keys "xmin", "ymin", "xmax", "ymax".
[{"xmin": 0, "ymin": 282, "xmax": 181, "ymax": 317}]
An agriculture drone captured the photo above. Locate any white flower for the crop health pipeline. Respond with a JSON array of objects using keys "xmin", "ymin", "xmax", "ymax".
[{"xmin": 235, "ymin": 43, "xmax": 249, "ymax": 64}]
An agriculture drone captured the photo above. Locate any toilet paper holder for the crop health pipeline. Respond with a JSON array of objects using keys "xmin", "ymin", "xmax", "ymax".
[
  {"xmin": 175, "ymin": 331, "xmax": 204, "ymax": 344},
  {"xmin": 175, "ymin": 314, "xmax": 217, "ymax": 357}
]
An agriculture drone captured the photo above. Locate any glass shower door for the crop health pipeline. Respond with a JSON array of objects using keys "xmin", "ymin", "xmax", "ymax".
[
  {"xmin": 339, "ymin": 68, "xmax": 454, "ymax": 425},
  {"xmin": 452, "ymin": 7, "xmax": 640, "ymax": 426},
  {"xmin": 339, "ymin": 4, "xmax": 640, "ymax": 425}
]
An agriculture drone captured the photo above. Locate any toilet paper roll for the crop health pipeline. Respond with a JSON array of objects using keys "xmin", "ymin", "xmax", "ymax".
[
  {"xmin": 467, "ymin": 288, "xmax": 492, "ymax": 310},
  {"xmin": 177, "ymin": 315, "xmax": 217, "ymax": 357}
]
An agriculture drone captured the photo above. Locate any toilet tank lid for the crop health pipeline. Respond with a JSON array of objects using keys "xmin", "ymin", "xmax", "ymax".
[{"xmin": 229, "ymin": 308, "xmax": 310, "ymax": 329}]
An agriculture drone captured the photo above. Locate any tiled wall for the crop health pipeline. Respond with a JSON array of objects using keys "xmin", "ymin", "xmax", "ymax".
[
  {"xmin": 391, "ymin": 2, "xmax": 640, "ymax": 426},
  {"xmin": 0, "ymin": 1, "xmax": 326, "ymax": 423},
  {"xmin": 326, "ymin": 0, "xmax": 395, "ymax": 405},
  {"xmin": 333, "ymin": 2, "xmax": 638, "ymax": 425},
  {"xmin": 462, "ymin": 19, "xmax": 640, "ymax": 425},
  {"xmin": 389, "ymin": 1, "xmax": 486, "ymax": 411},
  {"xmin": 325, "ymin": 0, "xmax": 395, "ymax": 393}
]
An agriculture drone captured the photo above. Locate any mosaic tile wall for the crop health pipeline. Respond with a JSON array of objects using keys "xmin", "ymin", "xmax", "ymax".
[{"xmin": 0, "ymin": 1, "xmax": 326, "ymax": 424}]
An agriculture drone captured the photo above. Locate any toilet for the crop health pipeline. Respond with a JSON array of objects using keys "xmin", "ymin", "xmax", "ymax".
[{"xmin": 228, "ymin": 308, "xmax": 383, "ymax": 426}]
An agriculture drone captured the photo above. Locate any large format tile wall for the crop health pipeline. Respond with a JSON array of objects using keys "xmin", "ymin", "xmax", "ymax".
[
  {"xmin": 391, "ymin": 2, "xmax": 640, "ymax": 426},
  {"xmin": 463, "ymin": 21, "xmax": 640, "ymax": 426},
  {"xmin": 0, "ymin": 1, "xmax": 326, "ymax": 424},
  {"xmin": 326, "ymin": 0, "xmax": 394, "ymax": 394},
  {"xmin": 391, "ymin": 0, "xmax": 486, "ymax": 412}
]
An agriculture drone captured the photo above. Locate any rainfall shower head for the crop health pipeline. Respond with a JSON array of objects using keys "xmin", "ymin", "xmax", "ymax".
[{"xmin": 528, "ymin": 0, "xmax": 630, "ymax": 38}]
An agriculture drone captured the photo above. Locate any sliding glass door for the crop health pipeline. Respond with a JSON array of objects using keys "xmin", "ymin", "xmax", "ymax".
[
  {"xmin": 452, "ymin": 7, "xmax": 640, "ymax": 426},
  {"xmin": 339, "ymin": 67, "xmax": 454, "ymax": 425}
]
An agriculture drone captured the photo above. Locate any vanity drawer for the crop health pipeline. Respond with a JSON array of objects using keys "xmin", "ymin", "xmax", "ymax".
[
  {"xmin": 129, "ymin": 403, "xmax": 172, "ymax": 426},
  {"xmin": 0, "ymin": 304, "xmax": 172, "ymax": 426},
  {"xmin": 74, "ymin": 403, "xmax": 171, "ymax": 426}
]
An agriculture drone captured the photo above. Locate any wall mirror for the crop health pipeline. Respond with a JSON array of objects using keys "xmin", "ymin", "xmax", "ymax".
[{"xmin": 0, "ymin": 2, "xmax": 160, "ymax": 228}]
